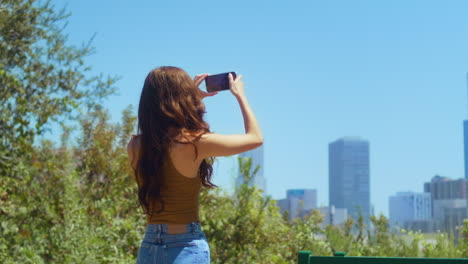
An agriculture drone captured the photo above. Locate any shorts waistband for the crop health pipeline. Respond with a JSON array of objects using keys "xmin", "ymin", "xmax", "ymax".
[{"xmin": 145, "ymin": 222, "xmax": 202, "ymax": 234}]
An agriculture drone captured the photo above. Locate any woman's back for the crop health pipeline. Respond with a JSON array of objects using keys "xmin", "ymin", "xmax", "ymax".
[{"xmin": 129, "ymin": 134, "xmax": 203, "ymax": 224}]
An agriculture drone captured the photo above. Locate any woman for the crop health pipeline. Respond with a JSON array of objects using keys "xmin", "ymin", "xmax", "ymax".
[{"xmin": 127, "ymin": 66, "xmax": 263, "ymax": 263}]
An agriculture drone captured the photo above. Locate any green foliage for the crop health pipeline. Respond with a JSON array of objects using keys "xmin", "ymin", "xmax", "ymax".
[
  {"xmin": 0, "ymin": 105, "xmax": 144, "ymax": 263},
  {"xmin": 461, "ymin": 219, "xmax": 468, "ymax": 257},
  {"xmin": 0, "ymin": 0, "xmax": 118, "ymax": 171},
  {"xmin": 1, "ymin": 1, "xmax": 121, "ymax": 262},
  {"xmin": 200, "ymin": 156, "xmax": 295, "ymax": 263}
]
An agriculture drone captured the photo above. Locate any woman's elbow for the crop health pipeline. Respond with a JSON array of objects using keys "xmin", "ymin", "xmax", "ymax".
[
  {"xmin": 253, "ymin": 136, "xmax": 263, "ymax": 147},
  {"xmin": 246, "ymin": 133, "xmax": 263, "ymax": 148}
]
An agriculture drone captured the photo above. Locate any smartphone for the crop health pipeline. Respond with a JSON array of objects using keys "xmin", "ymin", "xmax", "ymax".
[{"xmin": 205, "ymin": 72, "xmax": 236, "ymax": 93}]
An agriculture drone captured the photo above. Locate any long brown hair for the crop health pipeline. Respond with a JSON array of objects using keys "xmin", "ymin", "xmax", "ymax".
[{"xmin": 135, "ymin": 66, "xmax": 217, "ymax": 214}]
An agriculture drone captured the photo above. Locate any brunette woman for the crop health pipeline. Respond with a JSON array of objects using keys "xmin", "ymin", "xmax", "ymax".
[{"xmin": 127, "ymin": 66, "xmax": 262, "ymax": 263}]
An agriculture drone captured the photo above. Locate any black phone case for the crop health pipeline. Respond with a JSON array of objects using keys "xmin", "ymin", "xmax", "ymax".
[{"xmin": 205, "ymin": 72, "xmax": 236, "ymax": 92}]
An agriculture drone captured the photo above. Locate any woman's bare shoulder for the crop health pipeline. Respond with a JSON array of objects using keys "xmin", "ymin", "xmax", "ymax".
[
  {"xmin": 127, "ymin": 135, "xmax": 143, "ymax": 171},
  {"xmin": 174, "ymin": 129, "xmax": 206, "ymax": 143},
  {"xmin": 129, "ymin": 134, "xmax": 141, "ymax": 146}
]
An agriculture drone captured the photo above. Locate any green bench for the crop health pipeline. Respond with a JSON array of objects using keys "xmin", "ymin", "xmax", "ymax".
[{"xmin": 298, "ymin": 251, "xmax": 468, "ymax": 264}]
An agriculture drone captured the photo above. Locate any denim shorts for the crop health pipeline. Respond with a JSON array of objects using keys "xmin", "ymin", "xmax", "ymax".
[{"xmin": 136, "ymin": 222, "xmax": 210, "ymax": 264}]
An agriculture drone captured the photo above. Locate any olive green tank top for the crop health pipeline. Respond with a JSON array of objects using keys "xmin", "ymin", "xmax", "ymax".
[{"xmin": 146, "ymin": 155, "xmax": 202, "ymax": 224}]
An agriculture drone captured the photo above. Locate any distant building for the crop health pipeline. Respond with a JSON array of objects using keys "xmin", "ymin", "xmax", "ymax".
[
  {"xmin": 404, "ymin": 220, "xmax": 437, "ymax": 233},
  {"xmin": 329, "ymin": 137, "xmax": 371, "ymax": 223},
  {"xmin": 236, "ymin": 145, "xmax": 266, "ymax": 194},
  {"xmin": 316, "ymin": 206, "xmax": 348, "ymax": 228},
  {"xmin": 424, "ymin": 175, "xmax": 468, "ymax": 200},
  {"xmin": 432, "ymin": 199, "xmax": 467, "ymax": 223},
  {"xmin": 276, "ymin": 198, "xmax": 288, "ymax": 215},
  {"xmin": 464, "ymin": 120, "xmax": 468, "ymax": 180},
  {"xmin": 443, "ymin": 207, "xmax": 468, "ymax": 233},
  {"xmin": 463, "ymin": 73, "xmax": 468, "ymax": 179},
  {"xmin": 388, "ymin": 192, "xmax": 432, "ymax": 228},
  {"xmin": 287, "ymin": 189, "xmax": 317, "ymax": 219},
  {"xmin": 275, "ymin": 189, "xmax": 318, "ymax": 221},
  {"xmin": 424, "ymin": 175, "xmax": 468, "ymax": 232}
]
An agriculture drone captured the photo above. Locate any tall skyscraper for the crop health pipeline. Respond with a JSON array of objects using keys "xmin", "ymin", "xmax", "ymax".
[
  {"xmin": 464, "ymin": 120, "xmax": 468, "ymax": 180},
  {"xmin": 329, "ymin": 137, "xmax": 370, "ymax": 222},
  {"xmin": 236, "ymin": 145, "xmax": 266, "ymax": 194},
  {"xmin": 464, "ymin": 73, "xmax": 468, "ymax": 179},
  {"xmin": 389, "ymin": 192, "xmax": 432, "ymax": 227}
]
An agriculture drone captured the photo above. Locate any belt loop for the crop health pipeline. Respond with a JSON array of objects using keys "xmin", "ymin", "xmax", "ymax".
[
  {"xmin": 156, "ymin": 225, "xmax": 161, "ymax": 244},
  {"xmin": 191, "ymin": 222, "xmax": 195, "ymax": 235}
]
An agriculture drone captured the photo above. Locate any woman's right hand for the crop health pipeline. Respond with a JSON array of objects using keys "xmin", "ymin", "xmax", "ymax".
[
  {"xmin": 195, "ymin": 72, "xmax": 263, "ymax": 159},
  {"xmin": 228, "ymin": 73, "xmax": 245, "ymax": 98}
]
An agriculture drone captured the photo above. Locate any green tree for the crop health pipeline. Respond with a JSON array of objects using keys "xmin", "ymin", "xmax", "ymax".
[
  {"xmin": 461, "ymin": 219, "xmax": 468, "ymax": 257},
  {"xmin": 0, "ymin": 0, "xmax": 117, "ymax": 172},
  {"xmin": 0, "ymin": 1, "xmax": 120, "ymax": 262},
  {"xmin": 200, "ymin": 156, "xmax": 290, "ymax": 263},
  {"xmin": 0, "ymin": 104, "xmax": 143, "ymax": 263}
]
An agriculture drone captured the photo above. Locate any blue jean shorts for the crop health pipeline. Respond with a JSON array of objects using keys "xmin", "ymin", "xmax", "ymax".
[{"xmin": 136, "ymin": 222, "xmax": 210, "ymax": 264}]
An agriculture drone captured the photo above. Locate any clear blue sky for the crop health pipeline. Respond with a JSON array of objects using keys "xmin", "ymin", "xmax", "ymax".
[{"xmin": 45, "ymin": 0, "xmax": 468, "ymax": 217}]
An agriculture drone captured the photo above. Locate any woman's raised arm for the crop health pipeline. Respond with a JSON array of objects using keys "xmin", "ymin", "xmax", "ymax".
[{"xmin": 195, "ymin": 73, "xmax": 263, "ymax": 159}]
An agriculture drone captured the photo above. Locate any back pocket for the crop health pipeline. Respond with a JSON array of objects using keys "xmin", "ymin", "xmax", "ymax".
[
  {"xmin": 137, "ymin": 241, "xmax": 155, "ymax": 264},
  {"xmin": 165, "ymin": 240, "xmax": 200, "ymax": 263}
]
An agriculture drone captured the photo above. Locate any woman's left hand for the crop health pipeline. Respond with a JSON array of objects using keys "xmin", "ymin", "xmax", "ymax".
[{"xmin": 194, "ymin": 73, "xmax": 218, "ymax": 99}]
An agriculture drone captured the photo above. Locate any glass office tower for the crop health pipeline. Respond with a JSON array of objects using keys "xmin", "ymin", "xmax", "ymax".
[
  {"xmin": 464, "ymin": 120, "xmax": 468, "ymax": 180},
  {"xmin": 329, "ymin": 137, "xmax": 370, "ymax": 222}
]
